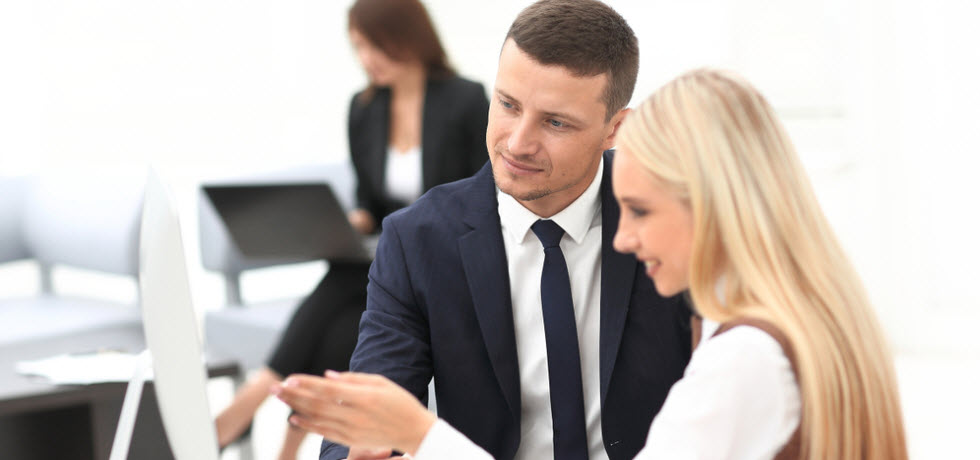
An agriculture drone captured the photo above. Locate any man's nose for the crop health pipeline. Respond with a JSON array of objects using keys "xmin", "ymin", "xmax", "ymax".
[{"xmin": 507, "ymin": 118, "xmax": 538, "ymax": 156}]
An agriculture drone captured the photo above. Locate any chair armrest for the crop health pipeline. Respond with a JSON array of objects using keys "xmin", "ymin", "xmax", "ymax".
[{"xmin": 0, "ymin": 176, "xmax": 29, "ymax": 264}]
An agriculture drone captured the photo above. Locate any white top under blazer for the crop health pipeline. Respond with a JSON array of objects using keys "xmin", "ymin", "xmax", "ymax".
[{"xmin": 384, "ymin": 145, "xmax": 423, "ymax": 205}]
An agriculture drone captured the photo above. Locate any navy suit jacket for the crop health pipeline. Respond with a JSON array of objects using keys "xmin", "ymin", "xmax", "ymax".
[{"xmin": 321, "ymin": 152, "xmax": 692, "ymax": 460}]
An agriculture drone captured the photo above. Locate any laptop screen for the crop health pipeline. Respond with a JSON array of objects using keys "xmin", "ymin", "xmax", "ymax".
[{"xmin": 203, "ymin": 183, "xmax": 372, "ymax": 262}]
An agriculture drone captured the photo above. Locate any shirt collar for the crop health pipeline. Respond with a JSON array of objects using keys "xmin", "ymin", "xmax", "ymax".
[{"xmin": 498, "ymin": 160, "xmax": 603, "ymax": 246}]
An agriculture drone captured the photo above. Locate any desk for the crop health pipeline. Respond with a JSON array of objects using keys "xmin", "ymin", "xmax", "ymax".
[{"xmin": 0, "ymin": 324, "xmax": 239, "ymax": 460}]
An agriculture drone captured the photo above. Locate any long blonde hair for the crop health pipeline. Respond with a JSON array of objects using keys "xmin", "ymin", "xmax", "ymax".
[{"xmin": 618, "ymin": 69, "xmax": 907, "ymax": 459}]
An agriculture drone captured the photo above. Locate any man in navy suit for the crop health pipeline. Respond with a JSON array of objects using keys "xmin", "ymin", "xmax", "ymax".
[{"xmin": 289, "ymin": 1, "xmax": 692, "ymax": 459}]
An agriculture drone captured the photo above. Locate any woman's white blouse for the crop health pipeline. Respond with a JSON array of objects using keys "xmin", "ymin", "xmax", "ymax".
[
  {"xmin": 385, "ymin": 145, "xmax": 423, "ymax": 205},
  {"xmin": 414, "ymin": 319, "xmax": 801, "ymax": 460},
  {"xmin": 634, "ymin": 319, "xmax": 800, "ymax": 459},
  {"xmin": 415, "ymin": 418, "xmax": 493, "ymax": 460}
]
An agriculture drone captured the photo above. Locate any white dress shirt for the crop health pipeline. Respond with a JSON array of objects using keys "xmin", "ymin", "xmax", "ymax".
[
  {"xmin": 416, "ymin": 162, "xmax": 605, "ymax": 459},
  {"xmin": 415, "ymin": 317, "xmax": 801, "ymax": 460},
  {"xmin": 496, "ymin": 161, "xmax": 606, "ymax": 460}
]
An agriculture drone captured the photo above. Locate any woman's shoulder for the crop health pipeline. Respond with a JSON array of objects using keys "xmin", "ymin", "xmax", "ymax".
[
  {"xmin": 685, "ymin": 318, "xmax": 800, "ymax": 404},
  {"xmin": 350, "ymin": 87, "xmax": 387, "ymax": 110},
  {"xmin": 705, "ymin": 317, "xmax": 797, "ymax": 372},
  {"xmin": 640, "ymin": 322, "xmax": 801, "ymax": 459},
  {"xmin": 696, "ymin": 321, "xmax": 787, "ymax": 365},
  {"xmin": 348, "ymin": 87, "xmax": 389, "ymax": 129}
]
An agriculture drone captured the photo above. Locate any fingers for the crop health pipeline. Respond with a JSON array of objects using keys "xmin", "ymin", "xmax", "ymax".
[
  {"xmin": 275, "ymin": 372, "xmax": 430, "ymax": 454},
  {"xmin": 286, "ymin": 412, "xmax": 323, "ymax": 434},
  {"xmin": 275, "ymin": 374, "xmax": 349, "ymax": 405},
  {"xmin": 326, "ymin": 370, "xmax": 391, "ymax": 387},
  {"xmin": 289, "ymin": 409, "xmax": 396, "ymax": 455},
  {"xmin": 283, "ymin": 373, "xmax": 373, "ymax": 405},
  {"xmin": 347, "ymin": 446, "xmax": 394, "ymax": 460},
  {"xmin": 288, "ymin": 412, "xmax": 355, "ymax": 448},
  {"xmin": 272, "ymin": 375, "xmax": 353, "ymax": 426}
]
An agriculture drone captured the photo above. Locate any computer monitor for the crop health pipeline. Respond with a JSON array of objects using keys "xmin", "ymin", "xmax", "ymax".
[{"xmin": 119, "ymin": 170, "xmax": 219, "ymax": 460}]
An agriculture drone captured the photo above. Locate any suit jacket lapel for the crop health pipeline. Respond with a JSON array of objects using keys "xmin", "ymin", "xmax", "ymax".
[
  {"xmin": 457, "ymin": 165, "xmax": 522, "ymax": 421},
  {"xmin": 598, "ymin": 152, "xmax": 636, "ymax": 404},
  {"xmin": 369, "ymin": 89, "xmax": 391, "ymax": 195}
]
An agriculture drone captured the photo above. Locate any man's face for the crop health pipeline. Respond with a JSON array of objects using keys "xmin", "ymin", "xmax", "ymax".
[{"xmin": 487, "ymin": 39, "xmax": 627, "ymax": 217}]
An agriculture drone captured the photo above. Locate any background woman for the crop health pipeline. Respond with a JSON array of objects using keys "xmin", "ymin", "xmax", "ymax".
[
  {"xmin": 274, "ymin": 69, "xmax": 907, "ymax": 459},
  {"xmin": 215, "ymin": 0, "xmax": 489, "ymax": 458}
]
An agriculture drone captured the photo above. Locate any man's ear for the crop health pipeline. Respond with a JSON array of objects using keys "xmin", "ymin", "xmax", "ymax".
[{"xmin": 602, "ymin": 107, "xmax": 632, "ymax": 151}]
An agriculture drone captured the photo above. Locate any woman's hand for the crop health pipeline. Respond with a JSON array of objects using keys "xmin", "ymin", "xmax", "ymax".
[
  {"xmin": 272, "ymin": 371, "xmax": 436, "ymax": 455},
  {"xmin": 348, "ymin": 209, "xmax": 377, "ymax": 234}
]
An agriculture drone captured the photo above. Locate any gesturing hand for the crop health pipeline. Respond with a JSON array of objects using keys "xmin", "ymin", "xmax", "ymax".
[
  {"xmin": 345, "ymin": 446, "xmax": 401, "ymax": 459},
  {"xmin": 272, "ymin": 370, "xmax": 436, "ymax": 456}
]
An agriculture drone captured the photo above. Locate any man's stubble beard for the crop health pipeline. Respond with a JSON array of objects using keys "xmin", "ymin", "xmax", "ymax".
[
  {"xmin": 490, "ymin": 144, "xmax": 556, "ymax": 202},
  {"xmin": 491, "ymin": 165, "xmax": 581, "ymax": 203}
]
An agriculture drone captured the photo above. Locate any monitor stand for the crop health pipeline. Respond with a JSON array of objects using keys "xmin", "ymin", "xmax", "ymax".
[{"xmin": 109, "ymin": 350, "xmax": 151, "ymax": 460}]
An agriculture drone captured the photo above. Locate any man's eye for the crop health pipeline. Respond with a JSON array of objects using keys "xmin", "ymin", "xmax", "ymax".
[
  {"xmin": 499, "ymin": 99, "xmax": 514, "ymax": 109},
  {"xmin": 548, "ymin": 119, "xmax": 565, "ymax": 128}
]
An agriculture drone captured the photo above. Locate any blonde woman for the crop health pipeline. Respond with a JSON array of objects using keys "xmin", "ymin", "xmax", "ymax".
[{"xmin": 274, "ymin": 69, "xmax": 908, "ymax": 459}]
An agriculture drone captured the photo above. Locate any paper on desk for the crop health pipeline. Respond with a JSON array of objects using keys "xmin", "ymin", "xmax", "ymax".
[{"xmin": 15, "ymin": 351, "xmax": 153, "ymax": 385}]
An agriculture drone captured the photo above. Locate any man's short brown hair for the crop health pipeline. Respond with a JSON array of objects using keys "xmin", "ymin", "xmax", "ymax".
[{"xmin": 506, "ymin": 0, "xmax": 639, "ymax": 120}]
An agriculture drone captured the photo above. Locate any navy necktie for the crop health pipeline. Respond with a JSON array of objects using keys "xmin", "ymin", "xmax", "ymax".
[{"xmin": 531, "ymin": 219, "xmax": 589, "ymax": 460}]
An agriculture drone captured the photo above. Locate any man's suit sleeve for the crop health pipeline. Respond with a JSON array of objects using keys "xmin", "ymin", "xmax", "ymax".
[{"xmin": 320, "ymin": 216, "xmax": 434, "ymax": 460}]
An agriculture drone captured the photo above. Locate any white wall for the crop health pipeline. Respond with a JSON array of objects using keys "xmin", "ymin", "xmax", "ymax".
[{"xmin": 5, "ymin": 0, "xmax": 976, "ymax": 351}]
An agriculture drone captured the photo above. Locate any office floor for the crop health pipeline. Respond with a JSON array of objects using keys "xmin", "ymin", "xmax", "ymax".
[{"xmin": 209, "ymin": 353, "xmax": 977, "ymax": 460}]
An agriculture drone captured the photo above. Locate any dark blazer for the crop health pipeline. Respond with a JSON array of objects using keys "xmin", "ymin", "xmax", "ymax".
[
  {"xmin": 348, "ymin": 75, "xmax": 490, "ymax": 227},
  {"xmin": 321, "ymin": 152, "xmax": 692, "ymax": 460}
]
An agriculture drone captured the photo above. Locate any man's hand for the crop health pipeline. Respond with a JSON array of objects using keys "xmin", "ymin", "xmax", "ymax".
[
  {"xmin": 344, "ymin": 446, "xmax": 395, "ymax": 459},
  {"xmin": 272, "ymin": 371, "xmax": 435, "ymax": 456},
  {"xmin": 344, "ymin": 446, "xmax": 416, "ymax": 459}
]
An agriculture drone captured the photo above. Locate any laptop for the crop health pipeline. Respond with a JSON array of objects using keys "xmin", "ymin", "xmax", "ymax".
[
  {"xmin": 203, "ymin": 182, "xmax": 375, "ymax": 263},
  {"xmin": 111, "ymin": 171, "xmax": 220, "ymax": 460}
]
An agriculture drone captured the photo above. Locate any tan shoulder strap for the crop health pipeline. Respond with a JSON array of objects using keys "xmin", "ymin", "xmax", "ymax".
[
  {"xmin": 711, "ymin": 318, "xmax": 797, "ymax": 372},
  {"xmin": 712, "ymin": 318, "xmax": 803, "ymax": 460},
  {"xmin": 690, "ymin": 314, "xmax": 703, "ymax": 351}
]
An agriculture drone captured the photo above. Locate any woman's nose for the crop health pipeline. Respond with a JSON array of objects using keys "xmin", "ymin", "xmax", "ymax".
[{"xmin": 612, "ymin": 226, "xmax": 637, "ymax": 254}]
